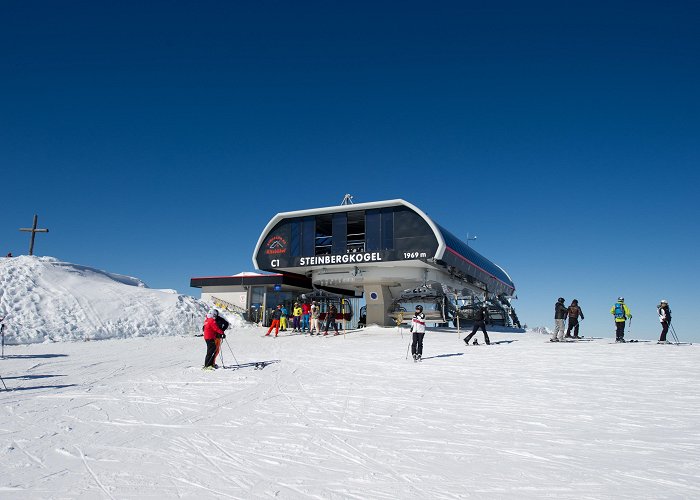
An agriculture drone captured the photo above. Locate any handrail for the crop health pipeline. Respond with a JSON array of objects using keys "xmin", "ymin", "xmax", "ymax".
[{"xmin": 210, "ymin": 296, "xmax": 247, "ymax": 316}]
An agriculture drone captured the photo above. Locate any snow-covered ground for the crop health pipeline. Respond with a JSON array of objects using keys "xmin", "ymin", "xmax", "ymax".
[{"xmin": 2, "ymin": 327, "xmax": 699, "ymax": 499}]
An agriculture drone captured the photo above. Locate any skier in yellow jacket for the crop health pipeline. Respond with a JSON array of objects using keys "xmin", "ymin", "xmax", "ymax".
[
  {"xmin": 610, "ymin": 297, "xmax": 632, "ymax": 342},
  {"xmin": 292, "ymin": 303, "xmax": 303, "ymax": 332}
]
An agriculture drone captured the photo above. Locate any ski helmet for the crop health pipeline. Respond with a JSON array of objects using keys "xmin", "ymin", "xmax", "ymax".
[
  {"xmin": 211, "ymin": 309, "xmax": 219, "ymax": 317},
  {"xmin": 415, "ymin": 305, "xmax": 423, "ymax": 312},
  {"xmin": 557, "ymin": 297, "xmax": 565, "ymax": 303},
  {"xmin": 618, "ymin": 297, "xmax": 624, "ymax": 302},
  {"xmin": 660, "ymin": 299, "xmax": 668, "ymax": 304},
  {"xmin": 571, "ymin": 299, "xmax": 578, "ymax": 304}
]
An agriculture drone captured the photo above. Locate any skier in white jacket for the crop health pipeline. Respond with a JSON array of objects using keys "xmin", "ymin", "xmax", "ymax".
[{"xmin": 411, "ymin": 305, "xmax": 426, "ymax": 361}]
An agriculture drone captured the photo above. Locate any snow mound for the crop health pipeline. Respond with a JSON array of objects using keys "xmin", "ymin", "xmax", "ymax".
[{"xmin": 0, "ymin": 256, "xmax": 212, "ymax": 343}]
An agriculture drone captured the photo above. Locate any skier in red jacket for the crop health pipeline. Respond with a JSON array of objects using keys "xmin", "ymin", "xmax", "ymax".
[{"xmin": 202, "ymin": 313, "xmax": 224, "ymax": 370}]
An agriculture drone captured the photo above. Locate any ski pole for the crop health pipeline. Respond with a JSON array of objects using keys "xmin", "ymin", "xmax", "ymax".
[
  {"xmin": 219, "ymin": 344, "xmax": 226, "ymax": 369},
  {"xmin": 670, "ymin": 323, "xmax": 681, "ymax": 344},
  {"xmin": 0, "ymin": 373, "xmax": 7, "ymax": 391},
  {"xmin": 224, "ymin": 337, "xmax": 239, "ymax": 366},
  {"xmin": 405, "ymin": 342, "xmax": 411, "ymax": 360},
  {"xmin": 1, "ymin": 323, "xmax": 5, "ymax": 359}
]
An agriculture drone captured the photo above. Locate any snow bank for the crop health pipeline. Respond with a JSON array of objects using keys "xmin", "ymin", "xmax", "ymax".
[{"xmin": 0, "ymin": 256, "xmax": 212, "ymax": 343}]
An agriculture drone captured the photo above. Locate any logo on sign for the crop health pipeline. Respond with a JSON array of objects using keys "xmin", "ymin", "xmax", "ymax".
[{"xmin": 265, "ymin": 236, "xmax": 287, "ymax": 255}]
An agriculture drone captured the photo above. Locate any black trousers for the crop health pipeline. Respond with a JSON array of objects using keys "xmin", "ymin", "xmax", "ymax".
[
  {"xmin": 411, "ymin": 332, "xmax": 425, "ymax": 356},
  {"xmin": 615, "ymin": 321, "xmax": 626, "ymax": 339},
  {"xmin": 659, "ymin": 321, "xmax": 669, "ymax": 342},
  {"xmin": 566, "ymin": 319, "xmax": 580, "ymax": 336},
  {"xmin": 464, "ymin": 321, "xmax": 490, "ymax": 344},
  {"xmin": 324, "ymin": 318, "xmax": 339, "ymax": 333},
  {"xmin": 204, "ymin": 339, "xmax": 217, "ymax": 367}
]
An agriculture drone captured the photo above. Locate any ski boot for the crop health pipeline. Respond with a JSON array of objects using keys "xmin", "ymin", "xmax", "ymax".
[{"xmin": 473, "ymin": 339, "xmax": 479, "ymax": 345}]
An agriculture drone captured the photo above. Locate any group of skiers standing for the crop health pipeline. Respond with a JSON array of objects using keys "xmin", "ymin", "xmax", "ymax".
[
  {"xmin": 265, "ymin": 301, "xmax": 340, "ymax": 337},
  {"xmin": 550, "ymin": 298, "xmax": 585, "ymax": 342},
  {"xmin": 551, "ymin": 297, "xmax": 673, "ymax": 344},
  {"xmin": 202, "ymin": 295, "xmax": 677, "ymax": 368}
]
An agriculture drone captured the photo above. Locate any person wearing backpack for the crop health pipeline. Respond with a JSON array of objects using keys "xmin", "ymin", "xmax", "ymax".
[
  {"xmin": 550, "ymin": 297, "xmax": 568, "ymax": 342},
  {"xmin": 610, "ymin": 297, "xmax": 632, "ymax": 342},
  {"xmin": 657, "ymin": 300, "xmax": 672, "ymax": 344},
  {"xmin": 212, "ymin": 309, "xmax": 229, "ymax": 368},
  {"xmin": 202, "ymin": 311, "xmax": 225, "ymax": 370},
  {"xmin": 565, "ymin": 299, "xmax": 585, "ymax": 339}
]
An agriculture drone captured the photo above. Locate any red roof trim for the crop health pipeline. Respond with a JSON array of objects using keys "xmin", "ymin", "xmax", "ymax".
[{"xmin": 191, "ymin": 273, "xmax": 283, "ymax": 280}]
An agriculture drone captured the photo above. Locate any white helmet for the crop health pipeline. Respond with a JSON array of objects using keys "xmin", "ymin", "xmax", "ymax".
[
  {"xmin": 210, "ymin": 309, "xmax": 219, "ymax": 317},
  {"xmin": 660, "ymin": 299, "xmax": 668, "ymax": 304}
]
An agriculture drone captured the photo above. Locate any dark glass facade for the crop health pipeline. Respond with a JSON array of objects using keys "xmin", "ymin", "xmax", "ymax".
[{"xmin": 254, "ymin": 202, "xmax": 515, "ymax": 296}]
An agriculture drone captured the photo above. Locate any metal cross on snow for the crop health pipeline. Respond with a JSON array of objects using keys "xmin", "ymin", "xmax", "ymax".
[{"xmin": 19, "ymin": 214, "xmax": 49, "ymax": 256}]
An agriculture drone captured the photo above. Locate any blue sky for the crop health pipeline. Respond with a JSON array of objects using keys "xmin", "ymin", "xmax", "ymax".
[{"xmin": 1, "ymin": 1, "xmax": 698, "ymax": 340}]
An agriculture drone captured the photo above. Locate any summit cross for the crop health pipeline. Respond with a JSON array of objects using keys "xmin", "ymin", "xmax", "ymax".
[{"xmin": 19, "ymin": 214, "xmax": 49, "ymax": 256}]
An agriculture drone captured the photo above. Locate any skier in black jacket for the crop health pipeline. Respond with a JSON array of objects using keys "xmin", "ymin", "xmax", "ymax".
[
  {"xmin": 550, "ymin": 297, "xmax": 568, "ymax": 342},
  {"xmin": 657, "ymin": 300, "xmax": 672, "ymax": 343},
  {"xmin": 266, "ymin": 305, "xmax": 283, "ymax": 337},
  {"xmin": 323, "ymin": 304, "xmax": 340, "ymax": 336},
  {"xmin": 463, "ymin": 303, "xmax": 491, "ymax": 345}
]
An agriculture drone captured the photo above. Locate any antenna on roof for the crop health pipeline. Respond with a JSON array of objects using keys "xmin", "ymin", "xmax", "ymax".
[{"xmin": 341, "ymin": 194, "xmax": 354, "ymax": 205}]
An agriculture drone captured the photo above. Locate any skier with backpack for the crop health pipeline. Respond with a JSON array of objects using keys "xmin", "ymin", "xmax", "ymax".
[
  {"xmin": 550, "ymin": 297, "xmax": 568, "ymax": 342},
  {"xmin": 657, "ymin": 300, "xmax": 672, "ymax": 344},
  {"xmin": 212, "ymin": 310, "xmax": 229, "ymax": 368},
  {"xmin": 202, "ymin": 311, "xmax": 225, "ymax": 370},
  {"xmin": 565, "ymin": 299, "xmax": 584, "ymax": 339},
  {"xmin": 610, "ymin": 297, "xmax": 632, "ymax": 342},
  {"xmin": 410, "ymin": 305, "xmax": 426, "ymax": 361}
]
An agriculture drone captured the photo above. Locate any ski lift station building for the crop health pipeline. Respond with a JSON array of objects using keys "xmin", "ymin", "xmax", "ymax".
[{"xmin": 191, "ymin": 199, "xmax": 517, "ymax": 328}]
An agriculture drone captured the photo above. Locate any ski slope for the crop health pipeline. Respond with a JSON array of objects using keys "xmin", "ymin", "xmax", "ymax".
[{"xmin": 2, "ymin": 327, "xmax": 699, "ymax": 499}]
